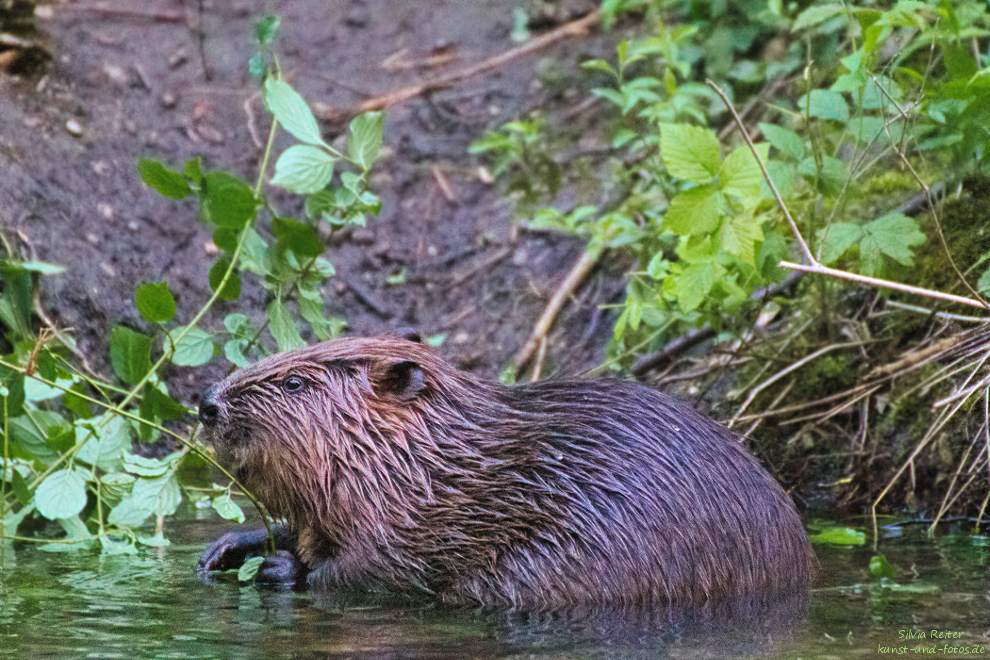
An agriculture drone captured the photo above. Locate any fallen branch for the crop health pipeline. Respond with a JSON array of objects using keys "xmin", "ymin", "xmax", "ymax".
[
  {"xmin": 515, "ymin": 246, "xmax": 602, "ymax": 377},
  {"xmin": 347, "ymin": 10, "xmax": 601, "ymax": 116}
]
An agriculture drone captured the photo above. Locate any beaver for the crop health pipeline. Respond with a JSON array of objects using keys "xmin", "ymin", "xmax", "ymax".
[{"xmin": 196, "ymin": 332, "xmax": 813, "ymax": 609}]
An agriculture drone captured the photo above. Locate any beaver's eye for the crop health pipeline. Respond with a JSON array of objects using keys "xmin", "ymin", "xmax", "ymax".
[{"xmin": 281, "ymin": 376, "xmax": 306, "ymax": 394}]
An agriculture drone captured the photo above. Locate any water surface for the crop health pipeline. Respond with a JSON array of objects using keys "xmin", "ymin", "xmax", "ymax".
[{"xmin": 1, "ymin": 513, "xmax": 987, "ymax": 659}]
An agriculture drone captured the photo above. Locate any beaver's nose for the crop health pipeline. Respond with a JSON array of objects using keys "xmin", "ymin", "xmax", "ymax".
[{"xmin": 198, "ymin": 385, "xmax": 221, "ymax": 426}]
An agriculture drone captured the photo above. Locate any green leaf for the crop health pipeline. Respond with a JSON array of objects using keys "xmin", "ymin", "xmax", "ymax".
[
  {"xmin": 273, "ymin": 217, "xmax": 324, "ymax": 259},
  {"xmin": 270, "ymin": 145, "xmax": 336, "ymax": 194},
  {"xmin": 8, "ymin": 411, "xmax": 63, "ymax": 463},
  {"xmin": 792, "ymin": 4, "xmax": 847, "ymax": 31},
  {"xmin": 109, "ymin": 326, "xmax": 153, "ymax": 386},
  {"xmin": 254, "ymin": 15, "xmax": 280, "ymax": 46},
  {"xmin": 100, "ymin": 472, "xmax": 136, "ymax": 503},
  {"xmin": 660, "ymin": 123, "xmax": 722, "ymax": 182},
  {"xmin": 137, "ymin": 159, "xmax": 190, "ymax": 200},
  {"xmin": 17, "ymin": 261, "xmax": 65, "ymax": 275},
  {"xmin": 0, "ymin": 365, "xmax": 25, "ymax": 424},
  {"xmin": 298, "ymin": 292, "xmax": 339, "ymax": 341},
  {"xmin": 870, "ymin": 554, "xmax": 895, "ymax": 580},
  {"xmin": 799, "ymin": 89, "xmax": 849, "ymax": 122},
  {"xmin": 266, "ymin": 300, "xmax": 306, "ymax": 351},
  {"xmin": 35, "ymin": 468, "xmax": 88, "ymax": 520},
  {"xmin": 168, "ymin": 326, "xmax": 215, "ymax": 367},
  {"xmin": 238, "ymin": 555, "xmax": 265, "ymax": 582},
  {"xmin": 663, "ymin": 185, "xmax": 724, "ymax": 235},
  {"xmin": 77, "ymin": 415, "xmax": 130, "ymax": 470},
  {"xmin": 862, "ymin": 213, "xmax": 925, "ymax": 266},
  {"xmin": 817, "ymin": 223, "xmax": 862, "ymax": 265},
  {"xmin": 348, "ymin": 111, "xmax": 384, "ymax": 170},
  {"xmin": 11, "ymin": 469, "xmax": 31, "ymax": 505},
  {"xmin": 123, "ymin": 453, "xmax": 172, "ymax": 478},
  {"xmin": 106, "ymin": 494, "xmax": 154, "ymax": 527},
  {"xmin": 201, "ymin": 172, "xmax": 257, "ymax": 229},
  {"xmin": 265, "ymin": 78, "xmax": 324, "ymax": 147},
  {"xmin": 211, "ymin": 493, "xmax": 245, "ymax": 523},
  {"xmin": 208, "ymin": 257, "xmax": 242, "ymax": 301},
  {"xmin": 143, "ymin": 382, "xmax": 189, "ymax": 421},
  {"xmin": 134, "ymin": 282, "xmax": 176, "ymax": 324},
  {"xmin": 675, "ymin": 262, "xmax": 718, "ymax": 312},
  {"xmin": 809, "ymin": 526, "xmax": 866, "ymax": 545},
  {"xmin": 135, "ymin": 473, "xmax": 182, "ymax": 517},
  {"xmin": 758, "ymin": 123, "xmax": 804, "ymax": 161},
  {"xmin": 720, "ymin": 213, "xmax": 764, "ymax": 263},
  {"xmin": 100, "ymin": 536, "xmax": 138, "ymax": 556},
  {"xmin": 184, "ymin": 157, "xmax": 203, "ymax": 185},
  {"xmin": 720, "ymin": 143, "xmax": 771, "ymax": 200},
  {"xmin": 224, "ymin": 339, "xmax": 251, "ymax": 368}
]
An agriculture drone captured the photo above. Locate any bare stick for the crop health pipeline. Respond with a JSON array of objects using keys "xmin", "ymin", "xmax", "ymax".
[
  {"xmin": 351, "ymin": 11, "xmax": 601, "ymax": 115},
  {"xmin": 707, "ymin": 80, "xmax": 815, "ymax": 265},
  {"xmin": 781, "ymin": 261, "xmax": 986, "ymax": 310},
  {"xmin": 515, "ymin": 246, "xmax": 602, "ymax": 375}
]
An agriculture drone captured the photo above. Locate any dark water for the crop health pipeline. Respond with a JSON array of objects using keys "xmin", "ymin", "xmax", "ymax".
[{"xmin": 1, "ymin": 513, "xmax": 988, "ymax": 659}]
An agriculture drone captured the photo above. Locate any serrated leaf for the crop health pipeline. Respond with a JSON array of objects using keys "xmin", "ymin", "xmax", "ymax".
[
  {"xmin": 109, "ymin": 326, "xmax": 153, "ymax": 386},
  {"xmin": 123, "ymin": 453, "xmax": 170, "ymax": 478},
  {"xmin": 663, "ymin": 185, "xmax": 724, "ymax": 235},
  {"xmin": 817, "ymin": 223, "xmax": 862, "ymax": 264},
  {"xmin": 674, "ymin": 261, "xmax": 718, "ymax": 312},
  {"xmin": 211, "ymin": 493, "xmax": 245, "ymax": 523},
  {"xmin": 265, "ymin": 78, "xmax": 324, "ymax": 147},
  {"xmin": 792, "ymin": 4, "xmax": 847, "ymax": 31},
  {"xmin": 143, "ymin": 382, "xmax": 189, "ymax": 421},
  {"xmin": 273, "ymin": 216, "xmax": 324, "ymax": 259},
  {"xmin": 799, "ymin": 89, "xmax": 849, "ymax": 122},
  {"xmin": 660, "ymin": 123, "xmax": 722, "ymax": 182},
  {"xmin": 77, "ymin": 415, "xmax": 130, "ymax": 470},
  {"xmin": 721, "ymin": 213, "xmax": 764, "ymax": 263},
  {"xmin": 862, "ymin": 213, "xmax": 925, "ymax": 266},
  {"xmin": 270, "ymin": 145, "xmax": 336, "ymax": 194},
  {"xmin": 720, "ymin": 143, "xmax": 771, "ymax": 200},
  {"xmin": 168, "ymin": 326, "xmax": 215, "ymax": 367},
  {"xmin": 137, "ymin": 159, "xmax": 190, "ymax": 200},
  {"xmin": 208, "ymin": 257, "xmax": 242, "ymax": 301},
  {"xmin": 135, "ymin": 473, "xmax": 182, "ymax": 517},
  {"xmin": 266, "ymin": 300, "xmax": 306, "ymax": 351},
  {"xmin": 134, "ymin": 282, "xmax": 176, "ymax": 324},
  {"xmin": 348, "ymin": 111, "xmax": 384, "ymax": 171},
  {"xmin": 35, "ymin": 468, "xmax": 88, "ymax": 520},
  {"xmin": 201, "ymin": 172, "xmax": 257, "ymax": 229},
  {"xmin": 224, "ymin": 339, "xmax": 251, "ymax": 367},
  {"xmin": 107, "ymin": 494, "xmax": 154, "ymax": 527},
  {"xmin": 758, "ymin": 123, "xmax": 804, "ymax": 161},
  {"xmin": 8, "ymin": 411, "xmax": 64, "ymax": 463},
  {"xmin": 298, "ymin": 293, "xmax": 338, "ymax": 341}
]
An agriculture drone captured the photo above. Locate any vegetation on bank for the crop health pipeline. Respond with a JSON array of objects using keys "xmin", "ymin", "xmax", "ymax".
[{"xmin": 1, "ymin": 0, "xmax": 989, "ymax": 566}]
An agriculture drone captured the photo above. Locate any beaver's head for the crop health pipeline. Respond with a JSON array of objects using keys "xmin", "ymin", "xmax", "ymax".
[{"xmin": 196, "ymin": 331, "xmax": 474, "ymax": 525}]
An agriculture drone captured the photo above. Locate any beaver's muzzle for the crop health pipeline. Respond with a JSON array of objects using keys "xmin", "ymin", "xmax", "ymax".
[{"xmin": 198, "ymin": 384, "xmax": 222, "ymax": 426}]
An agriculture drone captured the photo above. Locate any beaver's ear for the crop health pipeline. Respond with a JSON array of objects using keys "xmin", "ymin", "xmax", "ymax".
[
  {"xmin": 369, "ymin": 360, "xmax": 426, "ymax": 400},
  {"xmin": 394, "ymin": 327, "xmax": 423, "ymax": 344}
]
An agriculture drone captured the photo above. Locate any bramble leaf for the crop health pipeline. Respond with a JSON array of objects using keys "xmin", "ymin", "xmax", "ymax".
[
  {"xmin": 660, "ymin": 124, "xmax": 721, "ymax": 182},
  {"xmin": 663, "ymin": 185, "xmax": 723, "ymax": 235}
]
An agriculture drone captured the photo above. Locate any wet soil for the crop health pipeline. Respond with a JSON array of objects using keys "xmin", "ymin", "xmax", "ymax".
[{"xmin": 0, "ymin": 0, "xmax": 623, "ymax": 401}]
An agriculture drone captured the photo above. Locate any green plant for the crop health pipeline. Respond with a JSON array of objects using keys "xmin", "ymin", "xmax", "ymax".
[{"xmin": 0, "ymin": 16, "xmax": 385, "ymax": 555}]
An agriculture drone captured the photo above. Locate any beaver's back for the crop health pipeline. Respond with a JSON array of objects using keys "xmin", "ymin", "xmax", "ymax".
[{"xmin": 444, "ymin": 378, "xmax": 812, "ymax": 607}]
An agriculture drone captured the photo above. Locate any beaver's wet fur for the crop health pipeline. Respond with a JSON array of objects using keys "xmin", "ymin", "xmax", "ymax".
[{"xmin": 197, "ymin": 333, "xmax": 813, "ymax": 609}]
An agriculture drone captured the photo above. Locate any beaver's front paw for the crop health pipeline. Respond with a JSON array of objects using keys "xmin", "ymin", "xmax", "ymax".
[
  {"xmin": 197, "ymin": 527, "xmax": 272, "ymax": 573},
  {"xmin": 255, "ymin": 550, "xmax": 307, "ymax": 587}
]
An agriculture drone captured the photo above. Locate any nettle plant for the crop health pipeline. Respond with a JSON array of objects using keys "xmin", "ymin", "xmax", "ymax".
[{"xmin": 0, "ymin": 17, "xmax": 384, "ymax": 554}]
